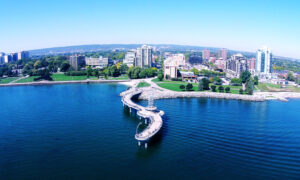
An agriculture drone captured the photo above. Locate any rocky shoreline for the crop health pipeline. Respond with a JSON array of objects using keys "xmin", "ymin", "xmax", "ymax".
[{"xmin": 138, "ymin": 87, "xmax": 266, "ymax": 101}]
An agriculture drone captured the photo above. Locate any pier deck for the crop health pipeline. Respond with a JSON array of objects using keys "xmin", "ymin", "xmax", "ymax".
[{"xmin": 121, "ymin": 88, "xmax": 163, "ymax": 142}]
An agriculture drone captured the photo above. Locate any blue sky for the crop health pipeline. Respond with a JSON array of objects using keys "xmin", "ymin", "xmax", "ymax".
[{"xmin": 0, "ymin": 0, "xmax": 300, "ymax": 58}]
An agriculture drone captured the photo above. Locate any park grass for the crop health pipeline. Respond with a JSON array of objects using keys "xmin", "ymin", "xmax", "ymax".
[
  {"xmin": 256, "ymin": 83, "xmax": 300, "ymax": 92},
  {"xmin": 51, "ymin": 74, "xmax": 88, "ymax": 81},
  {"xmin": 137, "ymin": 82, "xmax": 151, "ymax": 88},
  {"xmin": 286, "ymin": 85, "xmax": 300, "ymax": 92},
  {"xmin": 155, "ymin": 80, "xmax": 242, "ymax": 94},
  {"xmin": 16, "ymin": 76, "xmax": 39, "ymax": 83},
  {"xmin": 0, "ymin": 77, "xmax": 19, "ymax": 84},
  {"xmin": 107, "ymin": 74, "xmax": 129, "ymax": 80},
  {"xmin": 257, "ymin": 83, "xmax": 284, "ymax": 92}
]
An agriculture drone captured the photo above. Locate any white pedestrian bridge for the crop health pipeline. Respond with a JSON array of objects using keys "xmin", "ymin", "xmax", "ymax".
[{"xmin": 120, "ymin": 87, "xmax": 164, "ymax": 147}]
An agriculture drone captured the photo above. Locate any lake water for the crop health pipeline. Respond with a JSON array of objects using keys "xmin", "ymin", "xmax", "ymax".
[{"xmin": 0, "ymin": 84, "xmax": 300, "ymax": 179}]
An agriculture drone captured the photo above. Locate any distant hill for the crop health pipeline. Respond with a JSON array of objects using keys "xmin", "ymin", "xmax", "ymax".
[
  {"xmin": 29, "ymin": 44, "xmax": 219, "ymax": 55},
  {"xmin": 28, "ymin": 44, "xmax": 299, "ymax": 62}
]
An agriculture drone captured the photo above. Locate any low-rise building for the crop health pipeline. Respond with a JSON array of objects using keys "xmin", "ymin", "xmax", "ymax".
[
  {"xmin": 215, "ymin": 58, "xmax": 226, "ymax": 70},
  {"xmin": 123, "ymin": 51, "xmax": 136, "ymax": 67},
  {"xmin": 85, "ymin": 56, "xmax": 111, "ymax": 68},
  {"xmin": 164, "ymin": 65, "xmax": 178, "ymax": 79},
  {"xmin": 163, "ymin": 53, "xmax": 187, "ymax": 79}
]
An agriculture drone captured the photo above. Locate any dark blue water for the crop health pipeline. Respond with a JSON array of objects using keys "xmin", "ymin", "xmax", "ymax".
[{"xmin": 0, "ymin": 84, "xmax": 300, "ymax": 180}]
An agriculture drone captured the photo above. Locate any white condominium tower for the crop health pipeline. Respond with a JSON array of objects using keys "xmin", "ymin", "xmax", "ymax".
[
  {"xmin": 256, "ymin": 47, "xmax": 272, "ymax": 74},
  {"xmin": 136, "ymin": 45, "xmax": 152, "ymax": 68}
]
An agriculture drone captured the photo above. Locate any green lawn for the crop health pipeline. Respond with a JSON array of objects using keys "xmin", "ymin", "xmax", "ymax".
[
  {"xmin": 286, "ymin": 85, "xmax": 300, "ymax": 92},
  {"xmin": 0, "ymin": 77, "xmax": 19, "ymax": 84},
  {"xmin": 51, "ymin": 74, "xmax": 88, "ymax": 81},
  {"xmin": 107, "ymin": 75, "xmax": 129, "ymax": 80},
  {"xmin": 257, "ymin": 83, "xmax": 284, "ymax": 92},
  {"xmin": 137, "ymin": 82, "xmax": 151, "ymax": 88},
  {"xmin": 16, "ymin": 76, "xmax": 39, "ymax": 83},
  {"xmin": 155, "ymin": 80, "xmax": 242, "ymax": 94},
  {"xmin": 256, "ymin": 83, "xmax": 300, "ymax": 92}
]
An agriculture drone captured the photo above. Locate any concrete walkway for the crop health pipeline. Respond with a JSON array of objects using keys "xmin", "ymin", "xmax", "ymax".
[{"xmin": 120, "ymin": 84, "xmax": 164, "ymax": 143}]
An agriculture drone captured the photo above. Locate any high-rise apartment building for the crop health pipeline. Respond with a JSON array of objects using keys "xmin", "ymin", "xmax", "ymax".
[
  {"xmin": 17, "ymin": 51, "xmax": 30, "ymax": 60},
  {"xmin": 135, "ymin": 45, "xmax": 153, "ymax": 68},
  {"xmin": 4, "ymin": 55, "xmax": 12, "ymax": 63},
  {"xmin": 0, "ymin": 53, "xmax": 5, "ymax": 64},
  {"xmin": 69, "ymin": 55, "xmax": 86, "ymax": 70},
  {"xmin": 11, "ymin": 53, "xmax": 18, "ymax": 61},
  {"xmin": 248, "ymin": 58, "xmax": 256, "ymax": 70},
  {"xmin": 218, "ymin": 48, "xmax": 227, "ymax": 60},
  {"xmin": 202, "ymin": 49, "xmax": 210, "ymax": 61},
  {"xmin": 226, "ymin": 54, "xmax": 248, "ymax": 77},
  {"xmin": 256, "ymin": 47, "xmax": 272, "ymax": 74}
]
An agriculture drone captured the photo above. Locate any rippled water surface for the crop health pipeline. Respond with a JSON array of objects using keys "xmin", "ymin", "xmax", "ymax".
[{"xmin": 0, "ymin": 84, "xmax": 300, "ymax": 179}]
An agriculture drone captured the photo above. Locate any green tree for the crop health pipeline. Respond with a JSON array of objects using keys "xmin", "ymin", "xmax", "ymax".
[
  {"xmin": 287, "ymin": 72, "xmax": 295, "ymax": 81},
  {"xmin": 109, "ymin": 65, "xmax": 120, "ymax": 77},
  {"xmin": 190, "ymin": 68, "xmax": 199, "ymax": 75},
  {"xmin": 198, "ymin": 80, "xmax": 204, "ymax": 91},
  {"xmin": 120, "ymin": 64, "xmax": 129, "ymax": 74},
  {"xmin": 132, "ymin": 67, "xmax": 142, "ymax": 79},
  {"xmin": 186, "ymin": 83, "xmax": 193, "ymax": 91},
  {"xmin": 139, "ymin": 69, "xmax": 148, "ymax": 78},
  {"xmin": 157, "ymin": 70, "xmax": 164, "ymax": 81},
  {"xmin": 240, "ymin": 71, "xmax": 251, "ymax": 83},
  {"xmin": 254, "ymin": 76, "xmax": 259, "ymax": 85},
  {"xmin": 94, "ymin": 69, "xmax": 99, "ymax": 78},
  {"xmin": 201, "ymin": 78, "xmax": 210, "ymax": 90},
  {"xmin": 245, "ymin": 79, "xmax": 254, "ymax": 95},
  {"xmin": 211, "ymin": 85, "xmax": 216, "ymax": 92},
  {"xmin": 213, "ymin": 76, "xmax": 222, "ymax": 85},
  {"xmin": 60, "ymin": 61, "xmax": 70, "ymax": 72},
  {"xmin": 86, "ymin": 66, "xmax": 92, "ymax": 78},
  {"xmin": 34, "ymin": 60, "xmax": 42, "ymax": 69}
]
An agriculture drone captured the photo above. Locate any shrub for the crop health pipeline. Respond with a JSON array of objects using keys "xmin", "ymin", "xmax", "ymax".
[
  {"xmin": 239, "ymin": 89, "xmax": 244, "ymax": 94},
  {"xmin": 171, "ymin": 78, "xmax": 182, "ymax": 81},
  {"xmin": 218, "ymin": 86, "xmax": 224, "ymax": 92},
  {"xmin": 211, "ymin": 85, "xmax": 217, "ymax": 92},
  {"xmin": 158, "ymin": 73, "xmax": 163, "ymax": 81},
  {"xmin": 225, "ymin": 87, "xmax": 230, "ymax": 93},
  {"xmin": 180, "ymin": 85, "xmax": 185, "ymax": 91},
  {"xmin": 186, "ymin": 83, "xmax": 193, "ymax": 91}
]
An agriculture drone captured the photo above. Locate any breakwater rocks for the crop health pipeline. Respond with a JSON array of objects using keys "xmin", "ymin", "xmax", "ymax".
[{"xmin": 139, "ymin": 87, "xmax": 266, "ymax": 102}]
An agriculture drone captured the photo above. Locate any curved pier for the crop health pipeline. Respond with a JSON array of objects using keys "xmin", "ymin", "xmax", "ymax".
[{"xmin": 121, "ymin": 87, "xmax": 164, "ymax": 146}]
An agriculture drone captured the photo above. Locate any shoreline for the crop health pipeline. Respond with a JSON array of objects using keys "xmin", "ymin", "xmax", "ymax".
[
  {"xmin": 121, "ymin": 79, "xmax": 300, "ymax": 102},
  {"xmin": 0, "ymin": 79, "xmax": 131, "ymax": 87},
  {"xmin": 1, "ymin": 78, "xmax": 300, "ymax": 102}
]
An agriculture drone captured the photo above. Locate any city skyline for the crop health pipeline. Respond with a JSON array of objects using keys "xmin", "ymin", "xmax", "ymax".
[{"xmin": 1, "ymin": 0, "xmax": 300, "ymax": 59}]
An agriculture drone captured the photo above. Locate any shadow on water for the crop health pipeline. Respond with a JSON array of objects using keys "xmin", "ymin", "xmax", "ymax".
[{"xmin": 135, "ymin": 114, "xmax": 169, "ymax": 158}]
